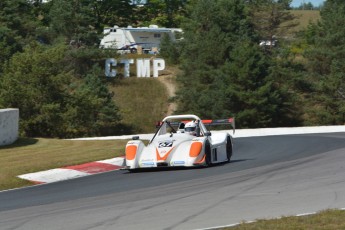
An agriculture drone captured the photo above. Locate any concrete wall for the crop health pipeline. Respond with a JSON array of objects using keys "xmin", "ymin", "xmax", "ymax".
[{"xmin": 0, "ymin": 108, "xmax": 19, "ymax": 146}]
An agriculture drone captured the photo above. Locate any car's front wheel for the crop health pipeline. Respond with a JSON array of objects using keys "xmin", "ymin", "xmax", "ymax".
[
  {"xmin": 205, "ymin": 140, "xmax": 212, "ymax": 166},
  {"xmin": 226, "ymin": 136, "xmax": 232, "ymax": 163}
]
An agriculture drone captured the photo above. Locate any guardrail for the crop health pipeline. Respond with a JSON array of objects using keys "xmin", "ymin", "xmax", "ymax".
[{"xmin": 0, "ymin": 108, "xmax": 19, "ymax": 146}]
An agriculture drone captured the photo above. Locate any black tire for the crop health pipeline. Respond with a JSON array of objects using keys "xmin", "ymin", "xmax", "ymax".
[
  {"xmin": 226, "ymin": 136, "xmax": 232, "ymax": 163},
  {"xmin": 205, "ymin": 140, "xmax": 212, "ymax": 166},
  {"xmin": 128, "ymin": 168, "xmax": 139, "ymax": 173}
]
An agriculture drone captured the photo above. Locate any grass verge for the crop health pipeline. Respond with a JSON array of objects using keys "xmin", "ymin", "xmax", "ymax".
[
  {"xmin": 224, "ymin": 209, "xmax": 345, "ymax": 229},
  {"xmin": 109, "ymin": 76, "xmax": 169, "ymax": 134},
  {"xmin": 0, "ymin": 138, "xmax": 128, "ymax": 191}
]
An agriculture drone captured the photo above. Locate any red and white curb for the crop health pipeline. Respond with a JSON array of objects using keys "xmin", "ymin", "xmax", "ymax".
[{"xmin": 18, "ymin": 157, "xmax": 125, "ymax": 184}]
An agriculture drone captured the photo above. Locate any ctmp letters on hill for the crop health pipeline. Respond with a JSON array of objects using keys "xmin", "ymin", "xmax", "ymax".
[{"xmin": 105, "ymin": 58, "xmax": 165, "ymax": 78}]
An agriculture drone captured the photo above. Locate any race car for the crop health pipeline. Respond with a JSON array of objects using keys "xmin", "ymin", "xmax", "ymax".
[{"xmin": 124, "ymin": 114, "xmax": 235, "ymax": 171}]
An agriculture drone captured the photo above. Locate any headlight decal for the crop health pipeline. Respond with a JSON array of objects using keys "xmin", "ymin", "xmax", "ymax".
[
  {"xmin": 126, "ymin": 145, "xmax": 137, "ymax": 160},
  {"xmin": 189, "ymin": 142, "xmax": 203, "ymax": 157}
]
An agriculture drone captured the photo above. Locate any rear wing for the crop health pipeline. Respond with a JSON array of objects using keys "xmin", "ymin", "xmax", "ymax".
[{"xmin": 202, "ymin": 118, "xmax": 235, "ymax": 134}]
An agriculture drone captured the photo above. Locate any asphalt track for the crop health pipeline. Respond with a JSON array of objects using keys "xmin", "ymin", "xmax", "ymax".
[{"xmin": 1, "ymin": 133, "xmax": 345, "ymax": 230}]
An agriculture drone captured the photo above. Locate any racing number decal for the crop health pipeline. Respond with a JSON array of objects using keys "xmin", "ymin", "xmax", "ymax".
[{"xmin": 158, "ymin": 141, "xmax": 173, "ymax": 148}]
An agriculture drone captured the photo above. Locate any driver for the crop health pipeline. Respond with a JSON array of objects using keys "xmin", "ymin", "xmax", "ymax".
[{"xmin": 184, "ymin": 121, "xmax": 197, "ymax": 136}]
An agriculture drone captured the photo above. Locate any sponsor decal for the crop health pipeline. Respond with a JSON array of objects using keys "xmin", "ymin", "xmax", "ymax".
[
  {"xmin": 140, "ymin": 162, "xmax": 155, "ymax": 166},
  {"xmin": 158, "ymin": 140, "xmax": 174, "ymax": 148},
  {"xmin": 172, "ymin": 161, "xmax": 185, "ymax": 165}
]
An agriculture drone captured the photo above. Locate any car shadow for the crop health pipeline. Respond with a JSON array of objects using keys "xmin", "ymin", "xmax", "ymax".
[
  {"xmin": 124, "ymin": 159, "xmax": 254, "ymax": 173},
  {"xmin": 230, "ymin": 159, "xmax": 254, "ymax": 164},
  {"xmin": 125, "ymin": 166, "xmax": 205, "ymax": 173}
]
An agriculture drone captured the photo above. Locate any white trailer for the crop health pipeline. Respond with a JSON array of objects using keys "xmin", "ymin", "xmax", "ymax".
[{"xmin": 99, "ymin": 25, "xmax": 182, "ymax": 53}]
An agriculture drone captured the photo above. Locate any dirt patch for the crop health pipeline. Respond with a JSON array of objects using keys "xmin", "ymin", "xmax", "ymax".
[{"xmin": 157, "ymin": 66, "xmax": 181, "ymax": 115}]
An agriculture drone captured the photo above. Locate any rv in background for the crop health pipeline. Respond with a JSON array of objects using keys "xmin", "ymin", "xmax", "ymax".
[{"xmin": 99, "ymin": 25, "xmax": 182, "ymax": 54}]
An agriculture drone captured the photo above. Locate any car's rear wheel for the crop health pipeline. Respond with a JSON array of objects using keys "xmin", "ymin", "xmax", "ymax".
[{"xmin": 226, "ymin": 136, "xmax": 232, "ymax": 163}]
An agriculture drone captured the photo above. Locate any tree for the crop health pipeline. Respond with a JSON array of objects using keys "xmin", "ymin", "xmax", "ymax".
[
  {"xmin": 303, "ymin": 0, "xmax": 345, "ymax": 125},
  {"xmin": 49, "ymin": 0, "xmax": 100, "ymax": 46},
  {"xmin": 174, "ymin": 0, "xmax": 292, "ymax": 127},
  {"xmin": 89, "ymin": 0, "xmax": 134, "ymax": 31},
  {"xmin": 159, "ymin": 33, "xmax": 182, "ymax": 64},
  {"xmin": 297, "ymin": 2, "xmax": 315, "ymax": 10},
  {"xmin": 134, "ymin": 0, "xmax": 188, "ymax": 27},
  {"xmin": 176, "ymin": 0, "xmax": 239, "ymax": 109},
  {"xmin": 0, "ymin": 42, "xmax": 121, "ymax": 137},
  {"xmin": 0, "ymin": 0, "xmax": 40, "ymax": 70},
  {"xmin": 248, "ymin": 0, "xmax": 297, "ymax": 52},
  {"xmin": 0, "ymin": 43, "xmax": 72, "ymax": 137},
  {"xmin": 62, "ymin": 65, "xmax": 122, "ymax": 137}
]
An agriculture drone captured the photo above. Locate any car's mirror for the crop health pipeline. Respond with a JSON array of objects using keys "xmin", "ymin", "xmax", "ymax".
[{"xmin": 132, "ymin": 136, "xmax": 139, "ymax": 140}]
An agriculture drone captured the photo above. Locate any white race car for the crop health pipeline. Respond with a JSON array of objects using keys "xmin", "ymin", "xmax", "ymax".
[{"xmin": 124, "ymin": 114, "xmax": 235, "ymax": 171}]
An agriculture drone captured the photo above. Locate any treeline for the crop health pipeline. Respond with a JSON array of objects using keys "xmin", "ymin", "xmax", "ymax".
[
  {"xmin": 160, "ymin": 0, "xmax": 345, "ymax": 128},
  {"xmin": 291, "ymin": 2, "xmax": 323, "ymax": 10},
  {"xmin": 0, "ymin": 0, "xmax": 187, "ymax": 138},
  {"xmin": 0, "ymin": 0, "xmax": 344, "ymax": 138}
]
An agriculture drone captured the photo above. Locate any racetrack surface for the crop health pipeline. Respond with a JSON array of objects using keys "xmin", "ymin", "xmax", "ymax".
[{"xmin": 1, "ymin": 133, "xmax": 345, "ymax": 229}]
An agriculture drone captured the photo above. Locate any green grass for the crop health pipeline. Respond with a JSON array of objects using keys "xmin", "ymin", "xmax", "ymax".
[
  {"xmin": 109, "ymin": 74, "xmax": 169, "ymax": 134},
  {"xmin": 0, "ymin": 55, "xmax": 171, "ymax": 191},
  {"xmin": 0, "ymin": 138, "xmax": 128, "ymax": 190},
  {"xmin": 225, "ymin": 209, "xmax": 345, "ymax": 229},
  {"xmin": 290, "ymin": 10, "xmax": 321, "ymax": 32}
]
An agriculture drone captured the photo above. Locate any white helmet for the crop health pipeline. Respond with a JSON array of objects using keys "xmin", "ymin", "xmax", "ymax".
[{"xmin": 185, "ymin": 121, "xmax": 196, "ymax": 135}]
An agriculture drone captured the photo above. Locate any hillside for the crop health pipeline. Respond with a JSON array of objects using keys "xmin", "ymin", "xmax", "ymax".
[
  {"xmin": 108, "ymin": 66, "xmax": 179, "ymax": 134},
  {"xmin": 108, "ymin": 10, "xmax": 321, "ymax": 134},
  {"xmin": 290, "ymin": 10, "xmax": 321, "ymax": 31}
]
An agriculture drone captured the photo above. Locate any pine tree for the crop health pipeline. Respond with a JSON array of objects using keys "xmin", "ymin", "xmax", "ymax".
[
  {"xmin": 175, "ymin": 0, "xmax": 292, "ymax": 127},
  {"xmin": 304, "ymin": 0, "xmax": 345, "ymax": 125},
  {"xmin": 248, "ymin": 0, "xmax": 297, "ymax": 52},
  {"xmin": 0, "ymin": 0, "xmax": 40, "ymax": 70},
  {"xmin": 134, "ymin": 0, "xmax": 188, "ymax": 27},
  {"xmin": 0, "ymin": 42, "xmax": 121, "ymax": 138}
]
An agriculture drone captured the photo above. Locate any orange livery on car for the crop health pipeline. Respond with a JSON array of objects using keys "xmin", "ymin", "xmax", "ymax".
[{"xmin": 124, "ymin": 114, "xmax": 235, "ymax": 171}]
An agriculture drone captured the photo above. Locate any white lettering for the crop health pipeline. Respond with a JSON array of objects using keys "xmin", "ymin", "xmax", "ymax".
[
  {"xmin": 105, "ymin": 58, "xmax": 117, "ymax": 77},
  {"xmin": 137, "ymin": 59, "xmax": 151, "ymax": 78},
  {"xmin": 153, "ymin": 58, "xmax": 165, "ymax": 78},
  {"xmin": 105, "ymin": 58, "xmax": 165, "ymax": 78},
  {"xmin": 120, "ymin": 59, "xmax": 134, "ymax": 78}
]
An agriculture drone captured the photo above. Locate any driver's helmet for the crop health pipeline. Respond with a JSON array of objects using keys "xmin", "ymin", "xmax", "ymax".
[{"xmin": 185, "ymin": 121, "xmax": 196, "ymax": 135}]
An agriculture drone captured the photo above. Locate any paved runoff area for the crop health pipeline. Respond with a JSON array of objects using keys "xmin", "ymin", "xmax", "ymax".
[{"xmin": 18, "ymin": 125, "xmax": 345, "ymax": 184}]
